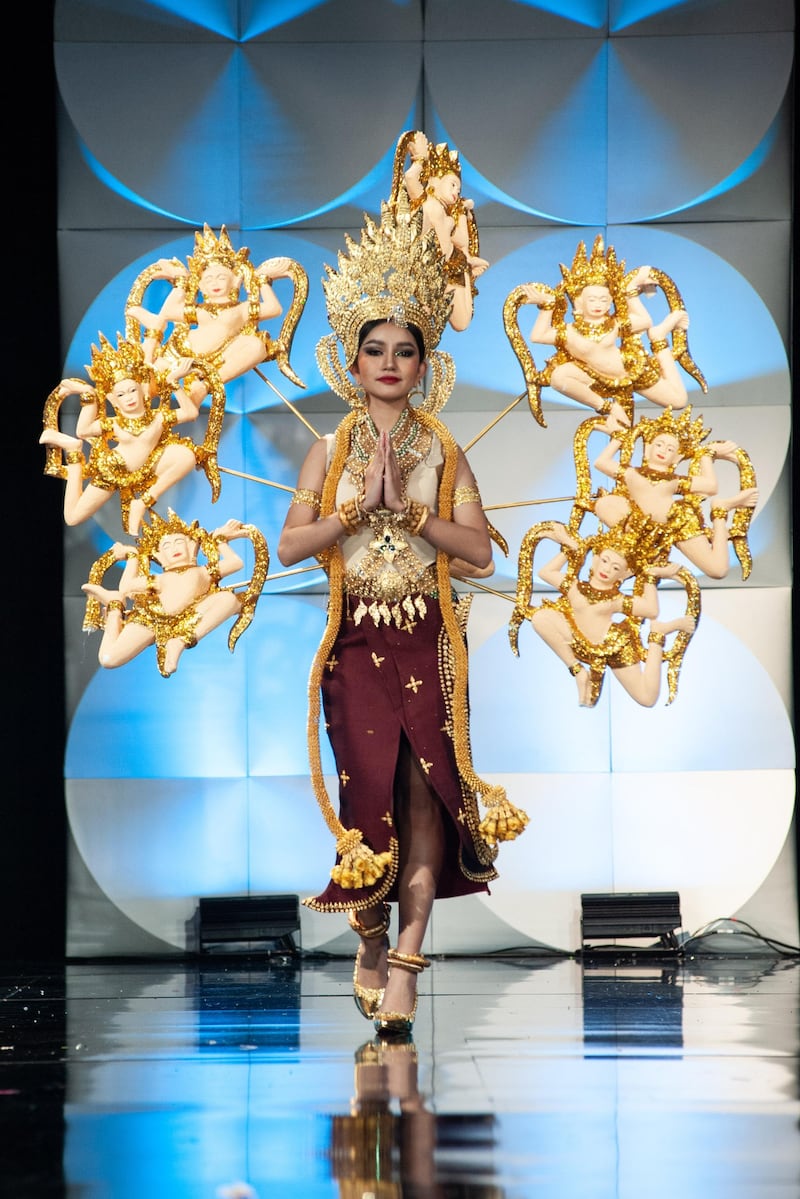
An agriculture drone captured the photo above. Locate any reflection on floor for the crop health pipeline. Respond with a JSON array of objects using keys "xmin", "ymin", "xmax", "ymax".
[{"xmin": 1, "ymin": 950, "xmax": 799, "ymax": 1197}]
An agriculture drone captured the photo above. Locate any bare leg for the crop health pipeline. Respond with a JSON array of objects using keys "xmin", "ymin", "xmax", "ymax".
[
  {"xmin": 81, "ymin": 585, "xmax": 154, "ymax": 667},
  {"xmin": 677, "ymin": 488, "xmax": 759, "ymax": 579},
  {"xmin": 640, "ymin": 310, "xmax": 689, "ymax": 408},
  {"xmin": 613, "ymin": 616, "xmax": 695, "ymax": 707},
  {"xmin": 530, "ymin": 608, "xmax": 593, "ymax": 705},
  {"xmin": 377, "ymin": 737, "xmax": 444, "ymax": 1020},
  {"xmin": 127, "ymin": 444, "xmax": 198, "ymax": 535}
]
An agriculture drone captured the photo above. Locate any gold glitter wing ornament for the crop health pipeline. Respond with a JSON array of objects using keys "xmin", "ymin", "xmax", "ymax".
[
  {"xmin": 124, "ymin": 223, "xmax": 308, "ymax": 391},
  {"xmin": 82, "ymin": 509, "xmax": 268, "ymax": 678},
  {"xmin": 503, "ymin": 235, "xmax": 707, "ymax": 427},
  {"xmin": 508, "ymin": 517, "xmax": 699, "ymax": 707},
  {"xmin": 316, "ymin": 189, "xmax": 455, "ymax": 414},
  {"xmin": 40, "ymin": 333, "xmax": 227, "ymax": 531}
]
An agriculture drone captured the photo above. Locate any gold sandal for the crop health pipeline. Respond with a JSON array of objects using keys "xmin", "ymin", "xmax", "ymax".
[
  {"xmin": 373, "ymin": 948, "xmax": 431, "ymax": 1038},
  {"xmin": 349, "ymin": 904, "xmax": 391, "ymax": 1020}
]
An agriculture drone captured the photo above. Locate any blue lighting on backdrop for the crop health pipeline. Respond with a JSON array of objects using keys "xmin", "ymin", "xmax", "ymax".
[
  {"xmin": 652, "ymin": 123, "xmax": 779, "ymax": 218},
  {"xmin": 145, "ymin": 0, "xmax": 239, "ymax": 38},
  {"xmin": 78, "ymin": 143, "xmax": 188, "ymax": 223},
  {"xmin": 515, "ymin": 0, "xmax": 608, "ymax": 26}
]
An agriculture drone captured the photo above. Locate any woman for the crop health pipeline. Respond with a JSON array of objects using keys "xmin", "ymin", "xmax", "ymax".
[
  {"xmin": 278, "ymin": 195, "xmax": 527, "ymax": 1037},
  {"xmin": 278, "ymin": 316, "xmax": 509, "ymax": 1036}
]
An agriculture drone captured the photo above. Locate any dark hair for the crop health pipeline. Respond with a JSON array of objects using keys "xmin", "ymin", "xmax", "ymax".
[{"xmin": 356, "ymin": 319, "xmax": 425, "ymax": 361}]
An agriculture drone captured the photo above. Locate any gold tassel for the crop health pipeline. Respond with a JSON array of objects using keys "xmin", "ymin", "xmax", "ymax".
[
  {"xmin": 331, "ymin": 828, "xmax": 394, "ymax": 889},
  {"xmin": 478, "ymin": 787, "xmax": 530, "ymax": 847}
]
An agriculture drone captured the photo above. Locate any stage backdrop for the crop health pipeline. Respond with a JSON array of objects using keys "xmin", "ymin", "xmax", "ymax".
[{"xmin": 52, "ymin": 0, "xmax": 796, "ymax": 957}]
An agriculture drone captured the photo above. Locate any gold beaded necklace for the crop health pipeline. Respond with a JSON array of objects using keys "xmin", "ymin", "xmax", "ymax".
[{"xmin": 347, "ymin": 406, "xmax": 432, "ymax": 491}]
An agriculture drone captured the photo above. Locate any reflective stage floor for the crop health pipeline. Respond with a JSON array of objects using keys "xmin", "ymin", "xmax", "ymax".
[{"xmin": 2, "ymin": 950, "xmax": 799, "ymax": 1197}]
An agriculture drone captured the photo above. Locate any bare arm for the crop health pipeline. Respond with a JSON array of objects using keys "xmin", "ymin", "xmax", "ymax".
[
  {"xmin": 277, "ymin": 438, "xmax": 346, "ymax": 567},
  {"xmin": 593, "ymin": 438, "xmax": 624, "ymax": 481}
]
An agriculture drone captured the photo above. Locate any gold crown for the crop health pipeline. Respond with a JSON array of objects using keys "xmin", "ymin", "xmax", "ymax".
[
  {"xmin": 188, "ymin": 224, "xmax": 251, "ymax": 276},
  {"xmin": 138, "ymin": 509, "xmax": 202, "ymax": 562},
  {"xmin": 591, "ymin": 510, "xmax": 666, "ymax": 578},
  {"xmin": 423, "ymin": 139, "xmax": 461, "ymax": 183},
  {"xmin": 637, "ymin": 405, "xmax": 710, "ymax": 459},
  {"xmin": 87, "ymin": 334, "xmax": 153, "ymax": 397},
  {"xmin": 560, "ymin": 235, "xmax": 626, "ymax": 302},
  {"xmin": 319, "ymin": 189, "xmax": 453, "ymax": 371}
]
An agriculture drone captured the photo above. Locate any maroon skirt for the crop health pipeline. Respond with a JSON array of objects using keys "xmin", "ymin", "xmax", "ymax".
[{"xmin": 306, "ymin": 593, "xmax": 497, "ymax": 913}]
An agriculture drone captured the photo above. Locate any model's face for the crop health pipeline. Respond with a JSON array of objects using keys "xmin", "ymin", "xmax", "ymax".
[
  {"xmin": 590, "ymin": 548, "xmax": 629, "ymax": 588},
  {"xmin": 109, "ymin": 377, "xmax": 145, "ymax": 414},
  {"xmin": 200, "ymin": 263, "xmax": 237, "ymax": 299},
  {"xmin": 156, "ymin": 534, "xmax": 196, "ymax": 569},
  {"xmin": 576, "ymin": 285, "xmax": 612, "ymax": 319},
  {"xmin": 647, "ymin": 433, "xmax": 680, "ymax": 468},
  {"xmin": 431, "ymin": 172, "xmax": 461, "ymax": 206},
  {"xmin": 351, "ymin": 323, "xmax": 426, "ymax": 404}
]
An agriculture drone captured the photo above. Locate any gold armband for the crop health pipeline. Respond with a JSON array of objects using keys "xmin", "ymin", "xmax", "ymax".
[
  {"xmin": 291, "ymin": 488, "xmax": 321, "ymax": 514},
  {"xmin": 338, "ymin": 498, "xmax": 364, "ymax": 535},
  {"xmin": 538, "ymin": 300, "xmax": 555, "ymax": 311},
  {"xmin": 140, "ymin": 491, "xmax": 156, "ymax": 508},
  {"xmin": 621, "ymin": 595, "xmax": 634, "ymax": 617},
  {"xmin": 403, "ymin": 498, "xmax": 430, "ymax": 536},
  {"xmin": 648, "ymin": 630, "xmax": 666, "ymax": 647},
  {"xmin": 79, "ymin": 393, "xmax": 97, "ymax": 407},
  {"xmin": 143, "ymin": 327, "xmax": 163, "ymax": 344},
  {"xmin": 106, "ymin": 600, "xmax": 125, "ymax": 615},
  {"xmin": 650, "ymin": 338, "xmax": 668, "ymax": 353},
  {"xmin": 453, "ymin": 486, "xmax": 482, "ymax": 507},
  {"xmin": 710, "ymin": 506, "xmax": 727, "ymax": 522},
  {"xmin": 65, "ymin": 449, "xmax": 84, "ymax": 466},
  {"xmin": 596, "ymin": 399, "xmax": 613, "ymax": 417},
  {"xmin": 568, "ymin": 662, "xmax": 583, "ymax": 676}
]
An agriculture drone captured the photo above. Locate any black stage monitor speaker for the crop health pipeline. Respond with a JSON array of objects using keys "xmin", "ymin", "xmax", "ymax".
[
  {"xmin": 580, "ymin": 891, "xmax": 682, "ymax": 956},
  {"xmin": 197, "ymin": 894, "xmax": 301, "ymax": 954}
]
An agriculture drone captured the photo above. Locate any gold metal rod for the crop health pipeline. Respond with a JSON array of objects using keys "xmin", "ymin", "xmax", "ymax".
[
  {"xmin": 484, "ymin": 497, "xmax": 574, "ymax": 511},
  {"xmin": 254, "ymin": 367, "xmax": 321, "ymax": 438},
  {"xmin": 460, "ymin": 579, "xmax": 515, "ymax": 603},
  {"xmin": 219, "ymin": 466, "xmax": 294, "ymax": 492},
  {"xmin": 265, "ymin": 564, "xmax": 325, "ymax": 582},
  {"xmin": 463, "ymin": 393, "xmax": 525, "ymax": 451}
]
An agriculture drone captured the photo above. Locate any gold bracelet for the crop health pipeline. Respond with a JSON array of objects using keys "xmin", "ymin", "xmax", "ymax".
[
  {"xmin": 648, "ymin": 630, "xmax": 666, "ymax": 647},
  {"xmin": 650, "ymin": 338, "xmax": 668, "ymax": 353},
  {"xmin": 538, "ymin": 300, "xmax": 555, "ymax": 311},
  {"xmin": 337, "ymin": 498, "xmax": 363, "ymax": 535},
  {"xmin": 291, "ymin": 488, "xmax": 321, "ymax": 514},
  {"xmin": 453, "ymin": 485, "xmax": 482, "ymax": 507},
  {"xmin": 710, "ymin": 506, "xmax": 727, "ymax": 521},
  {"xmin": 404, "ymin": 498, "xmax": 430, "ymax": 536},
  {"xmin": 626, "ymin": 288, "xmax": 639, "ymax": 297},
  {"xmin": 65, "ymin": 449, "xmax": 84, "ymax": 466},
  {"xmin": 596, "ymin": 399, "xmax": 613, "ymax": 416},
  {"xmin": 140, "ymin": 490, "xmax": 156, "ymax": 508},
  {"xmin": 568, "ymin": 662, "xmax": 583, "ymax": 676},
  {"xmin": 621, "ymin": 595, "xmax": 634, "ymax": 617},
  {"xmin": 106, "ymin": 600, "xmax": 125, "ymax": 615}
]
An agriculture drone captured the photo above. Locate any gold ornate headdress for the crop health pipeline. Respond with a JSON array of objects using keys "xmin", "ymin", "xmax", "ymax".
[
  {"xmin": 138, "ymin": 509, "xmax": 202, "ymax": 560},
  {"xmin": 188, "ymin": 224, "xmax": 251, "ymax": 276},
  {"xmin": 423, "ymin": 140, "xmax": 461, "ymax": 185},
  {"xmin": 590, "ymin": 512, "xmax": 661, "ymax": 579},
  {"xmin": 637, "ymin": 405, "xmax": 710, "ymax": 459},
  {"xmin": 87, "ymin": 333, "xmax": 154, "ymax": 398},
  {"xmin": 316, "ymin": 190, "xmax": 455, "ymax": 412},
  {"xmin": 560, "ymin": 235, "xmax": 626, "ymax": 303}
]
